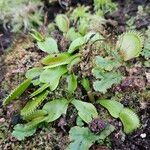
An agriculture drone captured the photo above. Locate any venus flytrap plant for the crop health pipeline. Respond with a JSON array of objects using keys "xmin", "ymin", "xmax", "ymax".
[
  {"xmin": 3, "ymin": 30, "xmax": 104, "ymax": 141},
  {"xmin": 94, "ymin": 0, "xmax": 117, "ymax": 16},
  {"xmin": 92, "ymin": 31, "xmax": 144, "ymax": 93},
  {"xmin": 55, "ymin": 14, "xmax": 70, "ymax": 33},
  {"xmin": 11, "ymin": 98, "xmax": 99, "ymax": 140},
  {"xmin": 2, "ymin": 6, "xmax": 144, "ymax": 147},
  {"xmin": 3, "ymin": 29, "xmax": 144, "ymax": 143},
  {"xmin": 98, "ymin": 100, "xmax": 140, "ymax": 134}
]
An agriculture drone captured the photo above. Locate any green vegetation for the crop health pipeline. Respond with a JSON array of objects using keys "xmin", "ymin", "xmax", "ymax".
[
  {"xmin": 98, "ymin": 100, "xmax": 140, "ymax": 133},
  {"xmin": 0, "ymin": 0, "xmax": 43, "ymax": 32},
  {"xmin": 3, "ymin": 21, "xmax": 143, "ymax": 144}
]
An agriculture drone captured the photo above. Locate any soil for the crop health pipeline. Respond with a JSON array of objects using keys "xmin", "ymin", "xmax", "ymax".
[{"xmin": 0, "ymin": 0, "xmax": 150, "ymax": 149}]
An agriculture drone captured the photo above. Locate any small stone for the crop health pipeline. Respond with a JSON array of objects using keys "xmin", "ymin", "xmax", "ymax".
[
  {"xmin": 145, "ymin": 72, "xmax": 150, "ymax": 83},
  {"xmin": 140, "ymin": 133, "xmax": 146, "ymax": 138},
  {"xmin": 0, "ymin": 118, "xmax": 5, "ymax": 123}
]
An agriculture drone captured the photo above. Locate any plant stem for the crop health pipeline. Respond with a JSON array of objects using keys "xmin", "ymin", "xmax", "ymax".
[{"xmin": 87, "ymin": 90, "xmax": 95, "ymax": 102}]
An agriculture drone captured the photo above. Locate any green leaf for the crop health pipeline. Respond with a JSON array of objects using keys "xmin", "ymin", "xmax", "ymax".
[
  {"xmin": 70, "ymin": 5, "xmax": 90, "ymax": 21},
  {"xmin": 21, "ymin": 91, "xmax": 49, "ymax": 116},
  {"xmin": 76, "ymin": 116, "xmax": 84, "ymax": 127},
  {"xmin": 37, "ymin": 37, "xmax": 58, "ymax": 54},
  {"xmin": 12, "ymin": 124, "xmax": 36, "ymax": 141},
  {"xmin": 12, "ymin": 116, "xmax": 46, "ymax": 140},
  {"xmin": 66, "ymin": 27, "xmax": 82, "ymax": 41},
  {"xmin": 71, "ymin": 99, "xmax": 98, "ymax": 123},
  {"xmin": 3, "ymin": 79, "xmax": 31, "ymax": 105},
  {"xmin": 25, "ymin": 67, "xmax": 44, "ymax": 86},
  {"xmin": 119, "ymin": 108, "xmax": 140, "ymax": 134},
  {"xmin": 30, "ymin": 29, "xmax": 44, "ymax": 42},
  {"xmin": 92, "ymin": 68, "xmax": 104, "ymax": 79},
  {"xmin": 142, "ymin": 27, "xmax": 150, "ymax": 59},
  {"xmin": 98, "ymin": 100, "xmax": 124, "ymax": 118},
  {"xmin": 24, "ymin": 116, "xmax": 47, "ymax": 130},
  {"xmin": 31, "ymin": 83, "xmax": 50, "ymax": 97},
  {"xmin": 95, "ymin": 56, "xmax": 120, "ymax": 71},
  {"xmin": 42, "ymin": 53, "xmax": 77, "ymax": 68},
  {"xmin": 67, "ymin": 57, "xmax": 81, "ymax": 71},
  {"xmin": 81, "ymin": 78, "xmax": 90, "ymax": 91},
  {"xmin": 67, "ymin": 125, "xmax": 115, "ymax": 150},
  {"xmin": 67, "ymin": 126, "xmax": 98, "ymax": 150},
  {"xmin": 98, "ymin": 124, "xmax": 115, "ymax": 141},
  {"xmin": 23, "ymin": 110, "xmax": 48, "ymax": 121},
  {"xmin": 67, "ymin": 74, "xmax": 77, "ymax": 94},
  {"xmin": 55, "ymin": 14, "xmax": 70, "ymax": 33},
  {"xmin": 43, "ymin": 99, "xmax": 69, "ymax": 123},
  {"xmin": 93, "ymin": 71, "xmax": 122, "ymax": 93},
  {"xmin": 26, "ymin": 68, "xmax": 43, "ymax": 80},
  {"xmin": 142, "ymin": 48, "xmax": 150, "ymax": 59},
  {"xmin": 77, "ymin": 18, "xmax": 89, "ymax": 35},
  {"xmin": 68, "ymin": 37, "xmax": 85, "ymax": 54},
  {"xmin": 40, "ymin": 66, "xmax": 67, "ymax": 91}
]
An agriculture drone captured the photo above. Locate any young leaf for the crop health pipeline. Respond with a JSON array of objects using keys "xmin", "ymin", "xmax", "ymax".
[
  {"xmin": 119, "ymin": 108, "xmax": 140, "ymax": 134},
  {"xmin": 81, "ymin": 78, "xmax": 91, "ymax": 91},
  {"xmin": 12, "ymin": 124, "xmax": 36, "ymax": 141},
  {"xmin": 77, "ymin": 18, "xmax": 89, "ymax": 35},
  {"xmin": 37, "ymin": 37, "xmax": 58, "ymax": 54},
  {"xmin": 67, "ymin": 126, "xmax": 98, "ymax": 150},
  {"xmin": 31, "ymin": 83, "xmax": 50, "ymax": 97},
  {"xmin": 55, "ymin": 14, "xmax": 70, "ymax": 33},
  {"xmin": 30, "ymin": 29, "xmax": 44, "ymax": 41},
  {"xmin": 40, "ymin": 66, "xmax": 67, "ymax": 91},
  {"xmin": 71, "ymin": 99, "xmax": 98, "ymax": 123},
  {"xmin": 30, "ymin": 29, "xmax": 44, "ymax": 42},
  {"xmin": 67, "ymin": 74, "xmax": 77, "ymax": 94},
  {"xmin": 21, "ymin": 91, "xmax": 49, "ymax": 116},
  {"xmin": 68, "ymin": 37, "xmax": 85, "ymax": 54},
  {"xmin": 43, "ymin": 99, "xmax": 69, "ymax": 123},
  {"xmin": 70, "ymin": 5, "xmax": 90, "ymax": 21},
  {"xmin": 3, "ymin": 79, "xmax": 31, "ymax": 105},
  {"xmin": 93, "ymin": 71, "xmax": 122, "ymax": 93},
  {"xmin": 97, "ymin": 100, "xmax": 124, "ymax": 118}
]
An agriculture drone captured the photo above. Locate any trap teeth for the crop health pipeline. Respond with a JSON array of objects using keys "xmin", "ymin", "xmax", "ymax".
[{"xmin": 116, "ymin": 31, "xmax": 144, "ymax": 61}]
